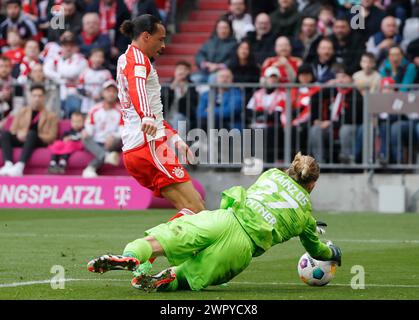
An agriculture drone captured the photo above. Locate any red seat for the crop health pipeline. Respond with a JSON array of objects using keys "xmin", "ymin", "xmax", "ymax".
[{"xmin": 0, "ymin": 119, "xmax": 126, "ymax": 176}]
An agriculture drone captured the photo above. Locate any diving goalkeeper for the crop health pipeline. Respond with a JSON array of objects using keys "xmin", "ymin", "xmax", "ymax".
[{"xmin": 87, "ymin": 152, "xmax": 342, "ymax": 291}]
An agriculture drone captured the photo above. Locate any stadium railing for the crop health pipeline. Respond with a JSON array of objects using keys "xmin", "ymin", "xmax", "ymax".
[
  {"xmin": 4, "ymin": 81, "xmax": 418, "ymax": 172},
  {"xmin": 161, "ymin": 82, "xmax": 419, "ymax": 171}
]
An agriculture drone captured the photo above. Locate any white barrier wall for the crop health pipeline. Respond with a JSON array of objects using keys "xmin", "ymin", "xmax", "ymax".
[{"xmin": 190, "ymin": 170, "xmax": 419, "ymax": 213}]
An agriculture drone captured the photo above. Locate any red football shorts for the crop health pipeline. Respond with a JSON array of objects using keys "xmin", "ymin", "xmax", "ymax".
[{"xmin": 123, "ymin": 137, "xmax": 190, "ymax": 197}]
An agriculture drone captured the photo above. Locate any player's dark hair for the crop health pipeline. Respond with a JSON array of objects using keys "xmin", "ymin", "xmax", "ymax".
[
  {"xmin": 30, "ymin": 83, "xmax": 46, "ymax": 94},
  {"xmin": 120, "ymin": 14, "xmax": 163, "ymax": 40}
]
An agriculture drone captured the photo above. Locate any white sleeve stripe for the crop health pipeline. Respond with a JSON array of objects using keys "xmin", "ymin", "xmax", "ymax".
[
  {"xmin": 132, "ymin": 46, "xmax": 139, "ymax": 64},
  {"xmin": 138, "ymin": 50, "xmax": 144, "ymax": 64},
  {"xmin": 137, "ymin": 77, "xmax": 150, "ymax": 116},
  {"xmin": 140, "ymin": 78, "xmax": 150, "ymax": 115},
  {"xmin": 135, "ymin": 76, "xmax": 146, "ymax": 115}
]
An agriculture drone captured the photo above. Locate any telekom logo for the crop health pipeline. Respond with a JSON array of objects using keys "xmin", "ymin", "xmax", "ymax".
[{"xmin": 114, "ymin": 186, "xmax": 131, "ymax": 207}]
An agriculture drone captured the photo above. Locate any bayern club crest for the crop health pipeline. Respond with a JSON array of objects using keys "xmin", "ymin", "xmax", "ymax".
[{"xmin": 172, "ymin": 167, "xmax": 185, "ymax": 179}]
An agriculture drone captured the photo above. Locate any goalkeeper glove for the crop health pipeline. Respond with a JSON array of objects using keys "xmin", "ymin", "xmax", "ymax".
[
  {"xmin": 316, "ymin": 220, "xmax": 328, "ymax": 235},
  {"xmin": 327, "ymin": 242, "xmax": 342, "ymax": 266}
]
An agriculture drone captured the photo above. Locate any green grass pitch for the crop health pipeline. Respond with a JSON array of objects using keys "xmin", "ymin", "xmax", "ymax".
[{"xmin": 0, "ymin": 209, "xmax": 418, "ymax": 300}]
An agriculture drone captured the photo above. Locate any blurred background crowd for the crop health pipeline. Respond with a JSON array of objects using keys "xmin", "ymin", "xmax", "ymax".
[{"xmin": 0, "ymin": 0, "xmax": 418, "ymax": 178}]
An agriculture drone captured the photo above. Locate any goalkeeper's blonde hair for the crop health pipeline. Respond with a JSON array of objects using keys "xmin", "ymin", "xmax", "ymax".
[{"xmin": 286, "ymin": 152, "xmax": 320, "ymax": 189}]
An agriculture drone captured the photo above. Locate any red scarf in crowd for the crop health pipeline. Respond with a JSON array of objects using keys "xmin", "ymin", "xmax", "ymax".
[
  {"xmin": 331, "ymin": 88, "xmax": 352, "ymax": 121},
  {"xmin": 99, "ymin": 0, "xmax": 117, "ymax": 34},
  {"xmin": 81, "ymin": 31, "xmax": 98, "ymax": 45},
  {"xmin": 22, "ymin": 0, "xmax": 39, "ymax": 17},
  {"xmin": 280, "ymin": 86, "xmax": 321, "ymax": 127}
]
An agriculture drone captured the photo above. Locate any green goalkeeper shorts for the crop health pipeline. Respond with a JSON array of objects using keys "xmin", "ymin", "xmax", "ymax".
[{"xmin": 145, "ymin": 208, "xmax": 255, "ymax": 291}]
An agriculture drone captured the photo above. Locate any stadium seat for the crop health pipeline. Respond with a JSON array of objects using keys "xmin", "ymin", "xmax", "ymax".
[{"xmin": 0, "ymin": 118, "xmax": 126, "ymax": 176}]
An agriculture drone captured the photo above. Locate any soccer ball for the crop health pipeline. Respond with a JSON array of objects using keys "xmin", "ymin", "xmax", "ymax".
[{"xmin": 297, "ymin": 252, "xmax": 337, "ymax": 286}]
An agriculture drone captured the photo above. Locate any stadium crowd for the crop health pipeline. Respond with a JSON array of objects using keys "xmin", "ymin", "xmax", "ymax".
[{"xmin": 0, "ymin": 0, "xmax": 417, "ymax": 177}]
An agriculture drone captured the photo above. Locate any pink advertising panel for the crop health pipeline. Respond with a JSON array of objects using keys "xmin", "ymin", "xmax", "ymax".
[{"xmin": 0, "ymin": 176, "xmax": 205, "ymax": 210}]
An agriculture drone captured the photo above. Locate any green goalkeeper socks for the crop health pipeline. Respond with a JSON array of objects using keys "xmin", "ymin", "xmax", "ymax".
[{"xmin": 123, "ymin": 238, "xmax": 152, "ymax": 263}]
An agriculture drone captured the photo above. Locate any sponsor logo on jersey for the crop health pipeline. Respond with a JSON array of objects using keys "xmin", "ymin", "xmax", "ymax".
[{"xmin": 134, "ymin": 65, "xmax": 147, "ymax": 78}]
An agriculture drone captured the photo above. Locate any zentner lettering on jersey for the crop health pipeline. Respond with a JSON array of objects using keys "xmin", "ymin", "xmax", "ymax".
[{"xmin": 245, "ymin": 198, "xmax": 277, "ymax": 225}]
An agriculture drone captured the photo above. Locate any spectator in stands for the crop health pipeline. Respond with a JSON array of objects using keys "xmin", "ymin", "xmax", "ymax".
[
  {"xmin": 366, "ymin": 16, "xmax": 402, "ymax": 67},
  {"xmin": 22, "ymin": 0, "xmax": 54, "ymax": 38},
  {"xmin": 247, "ymin": 66, "xmax": 286, "ymax": 162},
  {"xmin": 0, "ymin": 56, "xmax": 13, "ymax": 127},
  {"xmin": 379, "ymin": 45, "xmax": 417, "ymax": 91},
  {"xmin": 85, "ymin": 0, "xmax": 131, "ymax": 59},
  {"xmin": 390, "ymin": 105, "xmax": 419, "ymax": 164},
  {"xmin": 375, "ymin": 77, "xmax": 397, "ymax": 164},
  {"xmin": 353, "ymin": 52, "xmax": 382, "ymax": 94},
  {"xmin": 350, "ymin": 0, "xmax": 386, "ymax": 44},
  {"xmin": 244, "ymin": 13, "xmax": 276, "ymax": 66},
  {"xmin": 197, "ymin": 68, "xmax": 242, "ymax": 130},
  {"xmin": 78, "ymin": 48, "xmax": 113, "ymax": 115},
  {"xmin": 283, "ymin": 63, "xmax": 320, "ymax": 155},
  {"xmin": 330, "ymin": 17, "xmax": 365, "ymax": 75},
  {"xmin": 376, "ymin": 0, "xmax": 412, "ymax": 26},
  {"xmin": 291, "ymin": 16, "xmax": 321, "ymax": 62},
  {"xmin": 82, "ymin": 79, "xmax": 122, "ymax": 178},
  {"xmin": 317, "ymin": 5, "xmax": 335, "ymax": 37},
  {"xmin": 136, "ymin": 0, "xmax": 161, "ymax": 19},
  {"xmin": 228, "ymin": 40, "xmax": 260, "ymax": 103},
  {"xmin": 406, "ymin": 37, "xmax": 419, "ymax": 83},
  {"xmin": 300, "ymin": 0, "xmax": 326, "ymax": 18},
  {"xmin": 309, "ymin": 65, "xmax": 363, "ymax": 163},
  {"xmin": 228, "ymin": 40, "xmax": 260, "ymax": 84},
  {"xmin": 155, "ymin": 0, "xmax": 170, "ymax": 23},
  {"xmin": 221, "ymin": 0, "xmax": 255, "ymax": 42},
  {"xmin": 43, "ymin": 31, "xmax": 88, "ymax": 118},
  {"xmin": 0, "ymin": 84, "xmax": 58, "ymax": 177},
  {"xmin": 0, "ymin": 0, "xmax": 38, "ymax": 46},
  {"xmin": 47, "ymin": 111, "xmax": 84, "ymax": 174},
  {"xmin": 248, "ymin": 0, "xmax": 277, "ymax": 19},
  {"xmin": 24, "ymin": 63, "xmax": 57, "ymax": 113},
  {"xmin": 310, "ymin": 37, "xmax": 336, "ymax": 83},
  {"xmin": 413, "ymin": 0, "xmax": 419, "ymax": 17},
  {"xmin": 164, "ymin": 60, "xmax": 199, "ymax": 131},
  {"xmin": 270, "ymin": 0, "xmax": 301, "ymax": 38},
  {"xmin": 193, "ymin": 18, "xmax": 237, "ymax": 84},
  {"xmin": 2, "ymin": 29, "xmax": 24, "ymax": 66},
  {"xmin": 13, "ymin": 39, "xmax": 41, "ymax": 85},
  {"xmin": 261, "ymin": 36, "xmax": 302, "ymax": 83},
  {"xmin": 77, "ymin": 12, "xmax": 111, "ymax": 60},
  {"xmin": 47, "ymin": 0, "xmax": 83, "ymax": 43}
]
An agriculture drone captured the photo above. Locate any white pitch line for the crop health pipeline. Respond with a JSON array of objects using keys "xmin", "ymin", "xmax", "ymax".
[
  {"xmin": 336, "ymin": 239, "xmax": 419, "ymax": 244},
  {"xmin": 0, "ymin": 278, "xmax": 127, "ymax": 288},
  {"xmin": 1, "ymin": 233, "xmax": 419, "ymax": 244},
  {"xmin": 229, "ymin": 281, "xmax": 419, "ymax": 288},
  {"xmin": 1, "ymin": 278, "xmax": 419, "ymax": 289}
]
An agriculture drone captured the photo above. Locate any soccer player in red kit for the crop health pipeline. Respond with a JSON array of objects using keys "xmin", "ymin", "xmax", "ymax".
[{"xmin": 87, "ymin": 15, "xmax": 205, "ymax": 274}]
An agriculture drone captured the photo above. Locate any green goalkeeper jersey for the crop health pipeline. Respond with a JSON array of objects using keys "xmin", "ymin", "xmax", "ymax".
[{"xmin": 220, "ymin": 168, "xmax": 332, "ymax": 259}]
